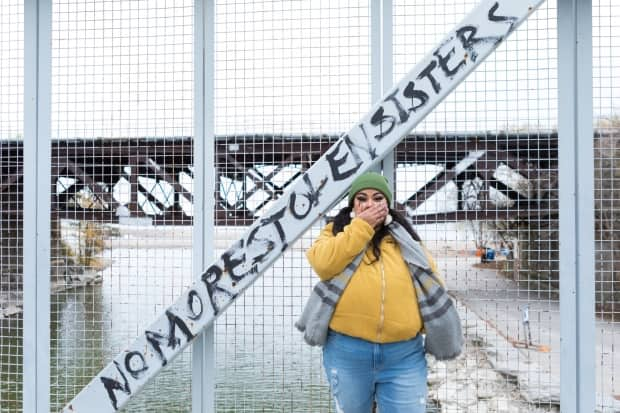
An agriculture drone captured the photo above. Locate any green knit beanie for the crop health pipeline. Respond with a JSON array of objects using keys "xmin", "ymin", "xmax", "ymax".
[{"xmin": 348, "ymin": 172, "xmax": 393, "ymax": 206}]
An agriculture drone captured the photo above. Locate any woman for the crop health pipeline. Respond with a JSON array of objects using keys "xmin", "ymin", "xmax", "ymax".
[{"xmin": 305, "ymin": 172, "xmax": 440, "ymax": 413}]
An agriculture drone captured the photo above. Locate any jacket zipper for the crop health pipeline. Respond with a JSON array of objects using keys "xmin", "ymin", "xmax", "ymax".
[{"xmin": 376, "ymin": 257, "xmax": 386, "ymax": 342}]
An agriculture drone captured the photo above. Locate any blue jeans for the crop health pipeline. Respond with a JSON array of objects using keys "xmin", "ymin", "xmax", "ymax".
[{"xmin": 322, "ymin": 331, "xmax": 427, "ymax": 413}]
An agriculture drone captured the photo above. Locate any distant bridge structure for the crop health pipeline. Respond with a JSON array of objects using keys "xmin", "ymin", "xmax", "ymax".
[{"xmin": 0, "ymin": 132, "xmax": 558, "ymax": 226}]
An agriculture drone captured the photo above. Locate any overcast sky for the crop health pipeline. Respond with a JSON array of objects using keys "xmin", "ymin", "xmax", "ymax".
[{"xmin": 1, "ymin": 0, "xmax": 619, "ymax": 141}]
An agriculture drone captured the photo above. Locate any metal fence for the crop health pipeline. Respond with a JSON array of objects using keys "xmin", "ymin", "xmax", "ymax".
[
  {"xmin": 49, "ymin": 1, "xmax": 195, "ymax": 411},
  {"xmin": 593, "ymin": 0, "xmax": 620, "ymax": 410},
  {"xmin": 0, "ymin": 1, "xmax": 24, "ymax": 412},
  {"xmin": 212, "ymin": 2, "xmax": 371, "ymax": 411},
  {"xmin": 0, "ymin": 0, "xmax": 615, "ymax": 412}
]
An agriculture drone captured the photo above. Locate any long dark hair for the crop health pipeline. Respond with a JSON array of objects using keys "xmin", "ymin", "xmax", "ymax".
[{"xmin": 331, "ymin": 206, "xmax": 421, "ymax": 261}]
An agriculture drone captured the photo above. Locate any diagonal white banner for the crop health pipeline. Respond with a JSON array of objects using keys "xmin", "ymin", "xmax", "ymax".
[{"xmin": 63, "ymin": 1, "xmax": 544, "ymax": 411}]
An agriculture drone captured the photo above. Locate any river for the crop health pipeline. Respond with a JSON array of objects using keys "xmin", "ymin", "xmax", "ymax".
[{"xmin": 1, "ymin": 224, "xmax": 333, "ymax": 412}]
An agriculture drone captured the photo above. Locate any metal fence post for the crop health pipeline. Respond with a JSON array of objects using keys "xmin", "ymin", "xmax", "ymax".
[
  {"xmin": 371, "ymin": 0, "xmax": 395, "ymax": 182},
  {"xmin": 193, "ymin": 0, "xmax": 216, "ymax": 411},
  {"xmin": 370, "ymin": 0, "xmax": 381, "ymax": 178},
  {"xmin": 557, "ymin": 0, "xmax": 595, "ymax": 411},
  {"xmin": 23, "ymin": 0, "xmax": 51, "ymax": 412},
  {"xmin": 381, "ymin": 0, "xmax": 395, "ymax": 188}
]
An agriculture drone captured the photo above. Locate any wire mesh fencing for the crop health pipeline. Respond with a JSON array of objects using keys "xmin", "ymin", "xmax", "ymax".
[
  {"xmin": 0, "ymin": 0, "xmax": 618, "ymax": 412},
  {"xmin": 50, "ymin": 1, "xmax": 194, "ymax": 411},
  {"xmin": 213, "ymin": 1, "xmax": 371, "ymax": 410},
  {"xmin": 0, "ymin": 1, "xmax": 24, "ymax": 413},
  {"xmin": 393, "ymin": 1, "xmax": 561, "ymax": 411},
  {"xmin": 593, "ymin": 0, "xmax": 620, "ymax": 410}
]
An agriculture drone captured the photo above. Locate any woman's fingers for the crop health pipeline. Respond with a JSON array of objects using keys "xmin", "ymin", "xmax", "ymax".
[{"xmin": 357, "ymin": 204, "xmax": 388, "ymax": 228}]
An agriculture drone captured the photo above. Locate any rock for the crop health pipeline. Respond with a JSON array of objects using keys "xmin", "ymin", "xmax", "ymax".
[{"xmin": 428, "ymin": 334, "xmax": 559, "ymax": 412}]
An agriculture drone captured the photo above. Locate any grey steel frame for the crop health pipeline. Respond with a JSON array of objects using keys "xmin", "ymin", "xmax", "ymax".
[
  {"xmin": 18, "ymin": 0, "xmax": 597, "ymax": 411},
  {"xmin": 372, "ymin": 0, "xmax": 396, "ymax": 189},
  {"xmin": 192, "ymin": 0, "xmax": 217, "ymax": 412},
  {"xmin": 558, "ymin": 0, "xmax": 595, "ymax": 412},
  {"xmin": 23, "ymin": 1, "xmax": 51, "ymax": 412}
]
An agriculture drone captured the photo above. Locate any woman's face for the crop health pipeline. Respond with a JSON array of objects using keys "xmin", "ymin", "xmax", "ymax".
[{"xmin": 352, "ymin": 189, "xmax": 388, "ymax": 216}]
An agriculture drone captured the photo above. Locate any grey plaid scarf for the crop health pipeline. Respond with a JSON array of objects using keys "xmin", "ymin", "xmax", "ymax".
[{"xmin": 295, "ymin": 221, "xmax": 463, "ymax": 360}]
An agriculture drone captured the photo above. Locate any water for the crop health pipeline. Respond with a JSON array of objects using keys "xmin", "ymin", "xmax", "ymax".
[
  {"xmin": 2, "ymin": 221, "xmax": 479, "ymax": 412},
  {"xmin": 0, "ymin": 317, "xmax": 22, "ymax": 413},
  {"xmin": 1, "ymin": 225, "xmax": 332, "ymax": 412}
]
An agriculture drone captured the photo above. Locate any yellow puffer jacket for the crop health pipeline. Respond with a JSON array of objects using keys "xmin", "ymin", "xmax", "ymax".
[{"xmin": 306, "ymin": 218, "xmax": 439, "ymax": 343}]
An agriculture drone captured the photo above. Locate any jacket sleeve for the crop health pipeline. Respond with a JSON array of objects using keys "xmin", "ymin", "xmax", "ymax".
[{"xmin": 306, "ymin": 218, "xmax": 375, "ymax": 281}]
